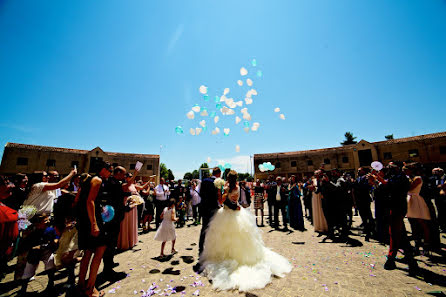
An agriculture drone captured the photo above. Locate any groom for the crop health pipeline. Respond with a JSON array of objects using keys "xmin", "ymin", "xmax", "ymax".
[{"xmin": 198, "ymin": 167, "xmax": 221, "ymax": 258}]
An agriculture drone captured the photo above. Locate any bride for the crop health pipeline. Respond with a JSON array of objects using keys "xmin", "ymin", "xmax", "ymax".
[{"xmin": 199, "ymin": 170, "xmax": 292, "ymax": 291}]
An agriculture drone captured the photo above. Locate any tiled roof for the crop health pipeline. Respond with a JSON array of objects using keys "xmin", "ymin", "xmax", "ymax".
[
  {"xmin": 254, "ymin": 131, "xmax": 446, "ymax": 158},
  {"xmin": 5, "ymin": 143, "xmax": 159, "ymax": 158}
]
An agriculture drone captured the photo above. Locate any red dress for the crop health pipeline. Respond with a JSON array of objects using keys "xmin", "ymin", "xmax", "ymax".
[{"xmin": 0, "ymin": 202, "xmax": 19, "ymax": 256}]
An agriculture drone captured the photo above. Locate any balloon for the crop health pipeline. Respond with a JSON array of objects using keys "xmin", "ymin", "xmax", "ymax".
[
  {"xmin": 246, "ymin": 78, "xmax": 253, "ymax": 86},
  {"xmin": 189, "ymin": 128, "xmax": 196, "ymax": 136},
  {"xmin": 245, "ymin": 98, "xmax": 253, "ymax": 105},
  {"xmin": 214, "ymin": 96, "xmax": 220, "ymax": 103},
  {"xmin": 223, "ymin": 88, "xmax": 230, "ymax": 95},
  {"xmin": 235, "ymin": 145, "xmax": 240, "ymax": 152},
  {"xmin": 209, "ymin": 111, "xmax": 216, "ymax": 117},
  {"xmin": 256, "ymin": 70, "xmax": 262, "ymax": 77},
  {"xmin": 175, "ymin": 126, "xmax": 184, "ymax": 134},
  {"xmin": 200, "ymin": 107, "xmax": 208, "ymax": 116},
  {"xmin": 237, "ymin": 80, "xmax": 243, "ymax": 86},
  {"xmin": 192, "ymin": 104, "xmax": 200, "ymax": 113},
  {"xmin": 224, "ymin": 163, "xmax": 232, "ymax": 169},
  {"xmin": 251, "ymin": 59, "xmax": 257, "ymax": 67},
  {"xmin": 199, "ymin": 120, "xmax": 206, "ymax": 127},
  {"xmin": 371, "ymin": 161, "xmax": 383, "ymax": 171},
  {"xmin": 226, "ymin": 109, "xmax": 235, "ymax": 115},
  {"xmin": 250, "ymin": 89, "xmax": 258, "ymax": 96},
  {"xmin": 101, "ymin": 205, "xmax": 115, "ymax": 223},
  {"xmin": 187, "ymin": 111, "xmax": 195, "ymax": 119},
  {"xmin": 220, "ymin": 95, "xmax": 227, "ymax": 102},
  {"xmin": 212, "ymin": 127, "xmax": 220, "ymax": 135},
  {"xmin": 214, "ymin": 116, "xmax": 219, "ymax": 124},
  {"xmin": 223, "ymin": 128, "xmax": 230, "ymax": 136},
  {"xmin": 199, "ymin": 85, "xmax": 207, "ymax": 94},
  {"xmin": 243, "ymin": 113, "xmax": 251, "ymax": 121},
  {"xmin": 280, "ymin": 114, "xmax": 285, "ymax": 120},
  {"xmin": 203, "ymin": 126, "xmax": 207, "ymax": 132},
  {"xmin": 203, "ymin": 94, "xmax": 209, "ymax": 101},
  {"xmin": 218, "ymin": 165, "xmax": 224, "ymax": 171},
  {"xmin": 235, "ymin": 116, "xmax": 241, "ymax": 124},
  {"xmin": 270, "ymin": 165, "xmax": 275, "ymax": 171},
  {"xmin": 216, "ymin": 103, "xmax": 222, "ymax": 109},
  {"xmin": 207, "ymin": 157, "xmax": 212, "ymax": 163},
  {"xmin": 253, "ymin": 122, "xmax": 260, "ymax": 127},
  {"xmin": 274, "ymin": 107, "xmax": 280, "ymax": 112},
  {"xmin": 236, "ymin": 101, "xmax": 243, "ymax": 107},
  {"xmin": 259, "ymin": 164, "xmax": 265, "ymax": 172},
  {"xmin": 251, "ymin": 126, "xmax": 258, "ymax": 131},
  {"xmin": 240, "ymin": 67, "xmax": 248, "ymax": 76},
  {"xmin": 195, "ymin": 127, "xmax": 202, "ymax": 135},
  {"xmin": 241, "ymin": 107, "xmax": 248, "ymax": 114},
  {"xmin": 243, "ymin": 121, "xmax": 250, "ymax": 128},
  {"xmin": 244, "ymin": 127, "xmax": 250, "ymax": 133}
]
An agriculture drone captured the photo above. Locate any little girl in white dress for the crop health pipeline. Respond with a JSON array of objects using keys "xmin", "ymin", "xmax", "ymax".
[{"xmin": 154, "ymin": 199, "xmax": 178, "ymax": 257}]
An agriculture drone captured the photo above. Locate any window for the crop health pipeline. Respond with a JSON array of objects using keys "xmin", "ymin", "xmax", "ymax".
[
  {"xmin": 323, "ymin": 158, "xmax": 331, "ymax": 165},
  {"xmin": 440, "ymin": 146, "xmax": 446, "ymax": 155},
  {"xmin": 46, "ymin": 159, "xmax": 56, "ymax": 167},
  {"xmin": 130, "ymin": 164, "xmax": 136, "ymax": 170},
  {"xmin": 290, "ymin": 161, "xmax": 297, "ymax": 167},
  {"xmin": 383, "ymin": 152, "xmax": 392, "ymax": 160},
  {"xmin": 71, "ymin": 161, "xmax": 79, "ymax": 168},
  {"xmin": 17, "ymin": 157, "xmax": 28, "ymax": 166},
  {"xmin": 147, "ymin": 164, "xmax": 153, "ymax": 170},
  {"xmin": 275, "ymin": 162, "xmax": 281, "ymax": 168},
  {"xmin": 342, "ymin": 156, "xmax": 349, "ymax": 163},
  {"xmin": 307, "ymin": 160, "xmax": 313, "ymax": 166},
  {"xmin": 408, "ymin": 149, "xmax": 419, "ymax": 158}
]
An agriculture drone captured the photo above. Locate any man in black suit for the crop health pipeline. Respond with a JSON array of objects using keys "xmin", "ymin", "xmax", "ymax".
[
  {"xmin": 266, "ymin": 175, "xmax": 276, "ymax": 227},
  {"xmin": 198, "ymin": 167, "xmax": 221, "ymax": 258},
  {"xmin": 272, "ymin": 176, "xmax": 288, "ymax": 230}
]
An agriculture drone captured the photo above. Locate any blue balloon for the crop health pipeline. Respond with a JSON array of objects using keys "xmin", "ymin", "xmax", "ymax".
[
  {"xmin": 218, "ymin": 165, "xmax": 224, "ymax": 171},
  {"xmin": 214, "ymin": 96, "xmax": 220, "ymax": 103},
  {"xmin": 175, "ymin": 126, "xmax": 184, "ymax": 134},
  {"xmin": 101, "ymin": 205, "xmax": 115, "ymax": 223},
  {"xmin": 224, "ymin": 163, "xmax": 232, "ymax": 169},
  {"xmin": 209, "ymin": 111, "xmax": 216, "ymax": 117},
  {"xmin": 203, "ymin": 94, "xmax": 209, "ymax": 101}
]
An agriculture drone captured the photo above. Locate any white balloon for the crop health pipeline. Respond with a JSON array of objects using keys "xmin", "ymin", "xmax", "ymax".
[
  {"xmin": 235, "ymin": 116, "xmax": 241, "ymax": 124},
  {"xmin": 214, "ymin": 116, "xmax": 219, "ymax": 124},
  {"xmin": 189, "ymin": 128, "xmax": 196, "ymax": 136},
  {"xmin": 227, "ymin": 109, "xmax": 235, "ymax": 115},
  {"xmin": 237, "ymin": 80, "xmax": 243, "ymax": 86},
  {"xmin": 223, "ymin": 88, "xmax": 230, "ymax": 95},
  {"xmin": 225, "ymin": 98, "xmax": 234, "ymax": 106},
  {"xmin": 240, "ymin": 67, "xmax": 248, "ymax": 76},
  {"xmin": 221, "ymin": 106, "xmax": 229, "ymax": 114},
  {"xmin": 186, "ymin": 111, "xmax": 195, "ymax": 119},
  {"xmin": 253, "ymin": 122, "xmax": 260, "ymax": 127},
  {"xmin": 195, "ymin": 127, "xmax": 202, "ymax": 135},
  {"xmin": 245, "ymin": 90, "xmax": 252, "ymax": 98},
  {"xmin": 280, "ymin": 114, "xmax": 286, "ymax": 120},
  {"xmin": 199, "ymin": 120, "xmax": 206, "ymax": 127},
  {"xmin": 207, "ymin": 157, "xmax": 212, "ymax": 163},
  {"xmin": 211, "ymin": 130, "xmax": 217, "ymax": 135},
  {"xmin": 236, "ymin": 101, "xmax": 243, "ymax": 107},
  {"xmin": 251, "ymin": 126, "xmax": 258, "ymax": 131},
  {"xmin": 199, "ymin": 85, "xmax": 207, "ymax": 94},
  {"xmin": 192, "ymin": 105, "xmax": 201, "ymax": 113},
  {"xmin": 246, "ymin": 78, "xmax": 253, "ymax": 86},
  {"xmin": 200, "ymin": 110, "xmax": 208, "ymax": 116},
  {"xmin": 274, "ymin": 107, "xmax": 280, "ymax": 113},
  {"xmin": 215, "ymin": 127, "xmax": 220, "ymax": 134},
  {"xmin": 241, "ymin": 108, "xmax": 248, "ymax": 114},
  {"xmin": 235, "ymin": 145, "xmax": 240, "ymax": 152},
  {"xmin": 245, "ymin": 98, "xmax": 253, "ymax": 105},
  {"xmin": 223, "ymin": 128, "xmax": 230, "ymax": 135},
  {"xmin": 220, "ymin": 95, "xmax": 227, "ymax": 102},
  {"xmin": 228, "ymin": 102, "xmax": 237, "ymax": 109},
  {"xmin": 243, "ymin": 113, "xmax": 251, "ymax": 121},
  {"xmin": 244, "ymin": 127, "xmax": 250, "ymax": 133}
]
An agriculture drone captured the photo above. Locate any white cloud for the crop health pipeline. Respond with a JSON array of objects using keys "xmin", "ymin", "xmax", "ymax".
[{"xmin": 166, "ymin": 24, "xmax": 184, "ymax": 55}]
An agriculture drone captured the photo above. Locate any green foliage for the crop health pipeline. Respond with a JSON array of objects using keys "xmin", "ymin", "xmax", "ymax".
[
  {"xmin": 237, "ymin": 173, "xmax": 253, "ymax": 181},
  {"xmin": 341, "ymin": 132, "xmax": 357, "ymax": 145},
  {"xmin": 191, "ymin": 170, "xmax": 199, "ymax": 179},
  {"xmin": 160, "ymin": 163, "xmax": 169, "ymax": 180},
  {"xmin": 183, "ymin": 172, "xmax": 193, "ymax": 180},
  {"xmin": 167, "ymin": 169, "xmax": 175, "ymax": 181},
  {"xmin": 385, "ymin": 134, "xmax": 394, "ymax": 140}
]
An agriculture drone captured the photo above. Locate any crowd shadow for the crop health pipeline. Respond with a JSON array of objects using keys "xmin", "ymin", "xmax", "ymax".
[{"xmin": 162, "ymin": 267, "xmax": 181, "ymax": 275}]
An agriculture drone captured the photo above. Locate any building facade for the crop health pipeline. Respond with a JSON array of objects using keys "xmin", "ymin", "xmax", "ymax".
[
  {"xmin": 0, "ymin": 143, "xmax": 160, "ymax": 182},
  {"xmin": 254, "ymin": 132, "xmax": 446, "ymax": 180}
]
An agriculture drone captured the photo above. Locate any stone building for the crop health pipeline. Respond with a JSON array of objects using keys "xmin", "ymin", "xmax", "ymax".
[
  {"xmin": 254, "ymin": 131, "xmax": 446, "ymax": 180},
  {"xmin": 0, "ymin": 143, "xmax": 160, "ymax": 182}
]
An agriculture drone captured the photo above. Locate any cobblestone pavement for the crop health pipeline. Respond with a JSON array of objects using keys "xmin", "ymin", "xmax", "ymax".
[{"xmin": 2, "ymin": 212, "xmax": 446, "ymax": 297}]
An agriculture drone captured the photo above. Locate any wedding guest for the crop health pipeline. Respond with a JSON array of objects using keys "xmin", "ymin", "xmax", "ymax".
[
  {"xmin": 155, "ymin": 178, "xmax": 170, "ymax": 229},
  {"xmin": 77, "ymin": 161, "xmax": 112, "ymax": 297},
  {"xmin": 311, "ymin": 170, "xmax": 328, "ymax": 234},
  {"xmin": 23, "ymin": 169, "xmax": 76, "ymax": 215},
  {"xmin": 353, "ymin": 167, "xmax": 375, "ymax": 241},
  {"xmin": 371, "ymin": 169, "xmax": 390, "ymax": 244},
  {"xmin": 427, "ymin": 168, "xmax": 445, "ymax": 233},
  {"xmin": 176, "ymin": 196, "xmax": 187, "ymax": 227},
  {"xmin": 266, "ymin": 175, "xmax": 277, "ymax": 227},
  {"xmin": 141, "ymin": 182, "xmax": 156, "ymax": 233},
  {"xmin": 2, "ymin": 173, "xmax": 28, "ymax": 211},
  {"xmin": 190, "ymin": 180, "xmax": 201, "ymax": 225},
  {"xmin": 154, "ymin": 199, "xmax": 178, "ymax": 257},
  {"xmin": 302, "ymin": 178, "xmax": 313, "ymax": 223},
  {"xmin": 273, "ymin": 177, "xmax": 288, "ymax": 230},
  {"xmin": 253, "ymin": 180, "xmax": 266, "ymax": 226},
  {"xmin": 288, "ymin": 175, "xmax": 305, "ymax": 231},
  {"xmin": 239, "ymin": 180, "xmax": 251, "ymax": 208}
]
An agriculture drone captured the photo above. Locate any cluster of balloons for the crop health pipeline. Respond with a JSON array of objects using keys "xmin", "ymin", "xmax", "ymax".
[
  {"xmin": 101, "ymin": 205, "xmax": 115, "ymax": 223},
  {"xmin": 258, "ymin": 162, "xmax": 275, "ymax": 172},
  {"xmin": 218, "ymin": 163, "xmax": 232, "ymax": 172}
]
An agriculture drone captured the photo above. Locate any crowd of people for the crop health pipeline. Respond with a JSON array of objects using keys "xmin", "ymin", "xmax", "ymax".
[{"xmin": 0, "ymin": 160, "xmax": 445, "ymax": 294}]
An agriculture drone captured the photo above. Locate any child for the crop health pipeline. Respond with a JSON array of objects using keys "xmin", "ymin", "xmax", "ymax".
[
  {"xmin": 176, "ymin": 196, "xmax": 187, "ymax": 228},
  {"xmin": 19, "ymin": 214, "xmax": 59, "ymax": 295},
  {"xmin": 154, "ymin": 199, "xmax": 178, "ymax": 257}
]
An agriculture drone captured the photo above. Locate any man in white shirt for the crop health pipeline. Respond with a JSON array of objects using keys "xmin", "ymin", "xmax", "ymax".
[
  {"xmin": 154, "ymin": 177, "xmax": 170, "ymax": 228},
  {"xmin": 273, "ymin": 176, "xmax": 288, "ymax": 230},
  {"xmin": 190, "ymin": 180, "xmax": 201, "ymax": 225}
]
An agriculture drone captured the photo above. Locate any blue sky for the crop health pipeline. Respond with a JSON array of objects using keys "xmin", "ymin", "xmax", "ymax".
[{"xmin": 1, "ymin": 0, "xmax": 445, "ymax": 178}]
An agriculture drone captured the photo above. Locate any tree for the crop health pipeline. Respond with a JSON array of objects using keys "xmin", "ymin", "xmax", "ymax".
[
  {"xmin": 237, "ymin": 173, "xmax": 253, "ymax": 181},
  {"xmin": 385, "ymin": 134, "xmax": 394, "ymax": 140},
  {"xmin": 340, "ymin": 132, "xmax": 357, "ymax": 145},
  {"xmin": 167, "ymin": 169, "xmax": 175, "ymax": 181},
  {"xmin": 191, "ymin": 170, "xmax": 199, "ymax": 179},
  {"xmin": 199, "ymin": 163, "xmax": 210, "ymax": 178},
  {"xmin": 183, "ymin": 172, "xmax": 193, "ymax": 180},
  {"xmin": 160, "ymin": 163, "xmax": 169, "ymax": 180}
]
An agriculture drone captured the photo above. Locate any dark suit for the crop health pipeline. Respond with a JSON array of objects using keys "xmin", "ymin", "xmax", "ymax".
[
  {"xmin": 266, "ymin": 182, "xmax": 277, "ymax": 226},
  {"xmin": 272, "ymin": 183, "xmax": 288, "ymax": 229},
  {"xmin": 198, "ymin": 176, "xmax": 219, "ymax": 256}
]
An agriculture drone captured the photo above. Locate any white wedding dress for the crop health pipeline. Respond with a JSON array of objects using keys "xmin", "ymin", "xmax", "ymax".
[{"xmin": 199, "ymin": 186, "xmax": 292, "ymax": 291}]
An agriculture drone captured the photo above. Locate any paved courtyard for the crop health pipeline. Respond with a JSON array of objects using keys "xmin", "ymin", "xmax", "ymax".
[{"xmin": 2, "ymin": 213, "xmax": 445, "ymax": 297}]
